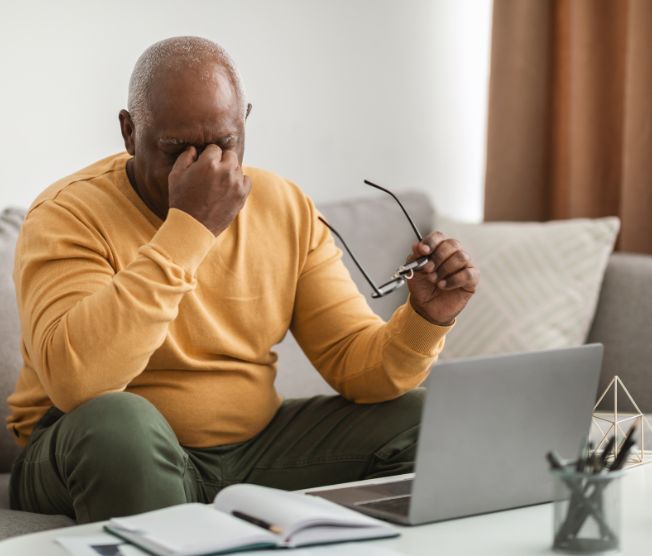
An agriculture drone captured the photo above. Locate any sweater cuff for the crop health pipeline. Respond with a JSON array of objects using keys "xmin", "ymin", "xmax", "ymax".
[
  {"xmin": 395, "ymin": 302, "xmax": 454, "ymax": 357},
  {"xmin": 148, "ymin": 208, "xmax": 216, "ymax": 274}
]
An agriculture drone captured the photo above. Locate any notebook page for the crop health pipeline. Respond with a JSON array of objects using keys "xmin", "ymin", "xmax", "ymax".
[
  {"xmin": 214, "ymin": 485, "xmax": 393, "ymax": 539},
  {"xmin": 229, "ymin": 546, "xmax": 404, "ymax": 556},
  {"xmin": 109, "ymin": 503, "xmax": 277, "ymax": 555},
  {"xmin": 288, "ymin": 524, "xmax": 399, "ymax": 547}
]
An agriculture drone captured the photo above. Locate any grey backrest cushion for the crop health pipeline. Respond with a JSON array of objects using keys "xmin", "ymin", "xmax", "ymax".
[
  {"xmin": 588, "ymin": 253, "xmax": 652, "ymax": 412},
  {"xmin": 274, "ymin": 192, "xmax": 435, "ymax": 398},
  {"xmin": 0, "ymin": 208, "xmax": 25, "ymax": 472}
]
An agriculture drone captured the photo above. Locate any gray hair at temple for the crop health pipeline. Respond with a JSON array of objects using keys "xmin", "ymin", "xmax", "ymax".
[{"xmin": 127, "ymin": 36, "xmax": 247, "ymax": 126}]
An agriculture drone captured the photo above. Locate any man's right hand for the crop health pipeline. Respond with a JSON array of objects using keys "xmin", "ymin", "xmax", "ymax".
[{"xmin": 168, "ymin": 145, "xmax": 252, "ymax": 236}]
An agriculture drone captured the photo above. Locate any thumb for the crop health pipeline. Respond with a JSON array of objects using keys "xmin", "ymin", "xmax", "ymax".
[{"xmin": 404, "ymin": 242, "xmax": 421, "ymax": 264}]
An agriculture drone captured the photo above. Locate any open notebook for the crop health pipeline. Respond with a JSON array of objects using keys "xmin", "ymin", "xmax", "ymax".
[{"xmin": 104, "ymin": 484, "xmax": 398, "ymax": 556}]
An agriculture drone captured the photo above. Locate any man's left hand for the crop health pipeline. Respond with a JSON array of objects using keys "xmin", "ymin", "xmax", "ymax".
[{"xmin": 406, "ymin": 232, "xmax": 479, "ymax": 326}]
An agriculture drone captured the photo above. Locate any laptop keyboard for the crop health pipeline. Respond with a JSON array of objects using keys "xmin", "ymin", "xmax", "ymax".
[
  {"xmin": 372, "ymin": 479, "xmax": 413, "ymax": 497},
  {"xmin": 306, "ymin": 478, "xmax": 413, "ymax": 518},
  {"xmin": 355, "ymin": 495, "xmax": 411, "ymax": 516}
]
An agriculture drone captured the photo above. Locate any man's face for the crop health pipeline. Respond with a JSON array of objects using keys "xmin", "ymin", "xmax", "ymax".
[{"xmin": 121, "ymin": 63, "xmax": 247, "ymax": 215}]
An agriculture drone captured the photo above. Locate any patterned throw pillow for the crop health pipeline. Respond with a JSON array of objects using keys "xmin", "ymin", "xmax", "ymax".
[{"xmin": 437, "ymin": 215, "xmax": 620, "ymax": 360}]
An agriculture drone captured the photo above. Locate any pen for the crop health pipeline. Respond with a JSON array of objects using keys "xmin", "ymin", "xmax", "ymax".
[
  {"xmin": 598, "ymin": 434, "xmax": 617, "ymax": 470},
  {"xmin": 609, "ymin": 423, "xmax": 638, "ymax": 471},
  {"xmin": 546, "ymin": 451, "xmax": 565, "ymax": 470},
  {"xmin": 589, "ymin": 446, "xmax": 601, "ymax": 474},
  {"xmin": 586, "ymin": 441, "xmax": 595, "ymax": 472},
  {"xmin": 575, "ymin": 439, "xmax": 588, "ymax": 473},
  {"xmin": 232, "ymin": 510, "xmax": 283, "ymax": 535}
]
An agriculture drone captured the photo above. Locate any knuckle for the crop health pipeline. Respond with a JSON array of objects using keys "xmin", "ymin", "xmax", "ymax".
[
  {"xmin": 422, "ymin": 231, "xmax": 440, "ymax": 245},
  {"xmin": 439, "ymin": 258, "xmax": 452, "ymax": 272},
  {"xmin": 238, "ymin": 180, "xmax": 251, "ymax": 198},
  {"xmin": 429, "ymin": 232, "xmax": 446, "ymax": 244},
  {"xmin": 457, "ymin": 250, "xmax": 470, "ymax": 264},
  {"xmin": 433, "ymin": 254, "xmax": 446, "ymax": 266}
]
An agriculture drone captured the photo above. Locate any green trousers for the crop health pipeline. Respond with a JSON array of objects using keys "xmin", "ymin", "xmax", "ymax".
[{"xmin": 9, "ymin": 390, "xmax": 423, "ymax": 523}]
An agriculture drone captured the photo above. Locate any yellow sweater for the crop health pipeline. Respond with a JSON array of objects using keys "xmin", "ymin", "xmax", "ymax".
[{"xmin": 7, "ymin": 153, "xmax": 450, "ymax": 447}]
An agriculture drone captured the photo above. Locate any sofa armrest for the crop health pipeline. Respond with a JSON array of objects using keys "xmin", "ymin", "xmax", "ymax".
[{"xmin": 588, "ymin": 253, "xmax": 652, "ymax": 411}]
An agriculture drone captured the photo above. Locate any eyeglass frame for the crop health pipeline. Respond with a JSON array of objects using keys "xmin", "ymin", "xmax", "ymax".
[{"xmin": 318, "ymin": 180, "xmax": 430, "ymax": 299}]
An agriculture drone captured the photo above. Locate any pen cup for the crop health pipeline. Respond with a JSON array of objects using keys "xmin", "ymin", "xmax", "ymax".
[{"xmin": 551, "ymin": 469, "xmax": 624, "ymax": 554}]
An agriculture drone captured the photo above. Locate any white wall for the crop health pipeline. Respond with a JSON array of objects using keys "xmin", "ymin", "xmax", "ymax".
[{"xmin": 0, "ymin": 0, "xmax": 492, "ymax": 222}]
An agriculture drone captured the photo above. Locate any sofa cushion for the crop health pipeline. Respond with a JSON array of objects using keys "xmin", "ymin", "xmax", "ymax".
[
  {"xmin": 0, "ymin": 508, "xmax": 74, "ymax": 541},
  {"xmin": 436, "ymin": 215, "xmax": 620, "ymax": 360},
  {"xmin": 0, "ymin": 472, "xmax": 75, "ymax": 540},
  {"xmin": 274, "ymin": 191, "xmax": 435, "ymax": 399},
  {"xmin": 0, "ymin": 472, "xmax": 10, "ymax": 510},
  {"xmin": 0, "ymin": 208, "xmax": 25, "ymax": 473}
]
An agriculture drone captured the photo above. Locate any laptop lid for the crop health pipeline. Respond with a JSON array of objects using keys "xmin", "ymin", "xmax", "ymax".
[{"xmin": 409, "ymin": 343, "xmax": 603, "ymax": 524}]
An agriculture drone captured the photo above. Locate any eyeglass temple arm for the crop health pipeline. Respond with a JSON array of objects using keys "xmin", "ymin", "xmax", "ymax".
[
  {"xmin": 317, "ymin": 216, "xmax": 383, "ymax": 298},
  {"xmin": 363, "ymin": 180, "xmax": 423, "ymax": 242}
]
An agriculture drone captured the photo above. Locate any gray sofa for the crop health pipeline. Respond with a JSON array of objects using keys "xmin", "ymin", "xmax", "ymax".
[{"xmin": 2, "ymin": 192, "xmax": 652, "ymax": 540}]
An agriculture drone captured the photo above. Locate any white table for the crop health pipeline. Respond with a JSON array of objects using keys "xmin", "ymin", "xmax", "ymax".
[{"xmin": 1, "ymin": 465, "xmax": 651, "ymax": 555}]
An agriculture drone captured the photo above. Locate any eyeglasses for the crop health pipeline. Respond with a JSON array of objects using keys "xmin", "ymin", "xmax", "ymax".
[{"xmin": 318, "ymin": 180, "xmax": 430, "ymax": 298}]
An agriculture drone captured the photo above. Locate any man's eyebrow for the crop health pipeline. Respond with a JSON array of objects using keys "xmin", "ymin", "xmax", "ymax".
[
  {"xmin": 158, "ymin": 135, "xmax": 237, "ymax": 146},
  {"xmin": 158, "ymin": 137, "xmax": 191, "ymax": 146}
]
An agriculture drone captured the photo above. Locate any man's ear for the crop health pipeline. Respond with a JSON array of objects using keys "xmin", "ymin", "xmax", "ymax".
[
  {"xmin": 245, "ymin": 103, "xmax": 253, "ymax": 120},
  {"xmin": 119, "ymin": 109, "xmax": 136, "ymax": 155}
]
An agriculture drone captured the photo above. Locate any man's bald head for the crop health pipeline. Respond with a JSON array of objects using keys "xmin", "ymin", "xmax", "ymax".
[
  {"xmin": 127, "ymin": 36, "xmax": 246, "ymax": 126},
  {"xmin": 119, "ymin": 36, "xmax": 251, "ymax": 223}
]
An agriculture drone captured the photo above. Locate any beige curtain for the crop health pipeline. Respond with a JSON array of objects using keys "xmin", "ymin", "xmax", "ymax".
[{"xmin": 485, "ymin": 0, "xmax": 652, "ymax": 254}]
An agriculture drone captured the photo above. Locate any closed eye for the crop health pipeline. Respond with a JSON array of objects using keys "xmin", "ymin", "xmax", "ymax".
[{"xmin": 217, "ymin": 136, "xmax": 237, "ymax": 149}]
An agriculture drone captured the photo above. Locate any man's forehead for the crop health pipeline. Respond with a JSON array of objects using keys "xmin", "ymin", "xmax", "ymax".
[
  {"xmin": 149, "ymin": 108, "xmax": 242, "ymax": 141},
  {"xmin": 146, "ymin": 63, "xmax": 241, "ymax": 125},
  {"xmin": 150, "ymin": 59, "xmax": 234, "ymax": 93}
]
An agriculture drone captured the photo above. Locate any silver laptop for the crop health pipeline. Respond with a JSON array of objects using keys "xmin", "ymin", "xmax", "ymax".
[{"xmin": 308, "ymin": 344, "xmax": 603, "ymax": 525}]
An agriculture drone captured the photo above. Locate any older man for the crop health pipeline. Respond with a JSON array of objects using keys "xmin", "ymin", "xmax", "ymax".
[{"xmin": 7, "ymin": 37, "xmax": 478, "ymax": 523}]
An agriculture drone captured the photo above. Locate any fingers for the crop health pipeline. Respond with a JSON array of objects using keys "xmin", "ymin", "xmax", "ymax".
[
  {"xmin": 437, "ymin": 266, "xmax": 480, "ymax": 292},
  {"xmin": 419, "ymin": 231, "xmax": 448, "ymax": 256},
  {"xmin": 200, "ymin": 145, "xmax": 241, "ymax": 172},
  {"xmin": 412, "ymin": 231, "xmax": 477, "ymax": 290},
  {"xmin": 220, "ymin": 149, "xmax": 240, "ymax": 168},
  {"xmin": 242, "ymin": 174, "xmax": 253, "ymax": 196},
  {"xmin": 171, "ymin": 145, "xmax": 198, "ymax": 173},
  {"xmin": 407, "ymin": 240, "xmax": 437, "ymax": 269},
  {"xmin": 200, "ymin": 143, "xmax": 223, "ymax": 160},
  {"xmin": 433, "ymin": 249, "xmax": 471, "ymax": 284}
]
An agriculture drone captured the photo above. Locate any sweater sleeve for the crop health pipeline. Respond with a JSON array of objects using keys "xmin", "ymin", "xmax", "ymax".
[
  {"xmin": 15, "ymin": 202, "xmax": 215, "ymax": 412},
  {"xmin": 290, "ymin": 198, "xmax": 452, "ymax": 403}
]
